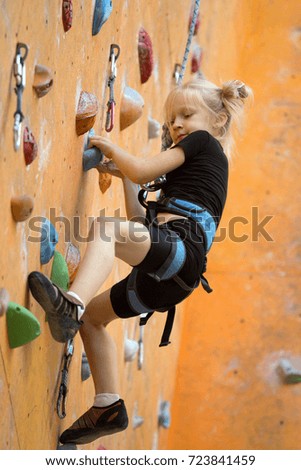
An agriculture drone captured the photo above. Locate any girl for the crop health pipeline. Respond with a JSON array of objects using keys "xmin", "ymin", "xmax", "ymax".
[{"xmin": 28, "ymin": 78, "xmax": 251, "ymax": 445}]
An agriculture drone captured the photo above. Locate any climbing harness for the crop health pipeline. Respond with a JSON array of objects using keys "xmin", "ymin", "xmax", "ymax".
[
  {"xmin": 13, "ymin": 43, "xmax": 29, "ymax": 151},
  {"xmin": 57, "ymin": 339, "xmax": 74, "ymax": 419},
  {"xmin": 105, "ymin": 44, "xmax": 120, "ymax": 132}
]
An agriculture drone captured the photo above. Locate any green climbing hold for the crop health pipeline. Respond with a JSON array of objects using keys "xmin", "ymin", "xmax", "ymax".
[
  {"xmin": 51, "ymin": 251, "xmax": 70, "ymax": 291},
  {"xmin": 6, "ymin": 301, "xmax": 41, "ymax": 348}
]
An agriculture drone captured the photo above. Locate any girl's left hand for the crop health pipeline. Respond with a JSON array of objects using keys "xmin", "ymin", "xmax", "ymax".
[{"xmin": 89, "ymin": 135, "xmax": 119, "ymax": 160}]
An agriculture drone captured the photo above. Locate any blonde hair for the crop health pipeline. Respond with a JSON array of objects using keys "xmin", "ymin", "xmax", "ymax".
[{"xmin": 164, "ymin": 78, "xmax": 252, "ymax": 159}]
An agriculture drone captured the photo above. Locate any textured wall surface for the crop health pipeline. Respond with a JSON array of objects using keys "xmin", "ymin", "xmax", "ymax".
[
  {"xmin": 0, "ymin": 0, "xmax": 193, "ymax": 450},
  {"xmin": 1, "ymin": 0, "xmax": 300, "ymax": 451},
  {"xmin": 168, "ymin": 0, "xmax": 301, "ymax": 450}
]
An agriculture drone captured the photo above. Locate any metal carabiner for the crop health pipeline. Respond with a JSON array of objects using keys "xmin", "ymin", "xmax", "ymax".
[
  {"xmin": 13, "ymin": 43, "xmax": 29, "ymax": 151},
  {"xmin": 109, "ymin": 44, "xmax": 120, "ymax": 79}
]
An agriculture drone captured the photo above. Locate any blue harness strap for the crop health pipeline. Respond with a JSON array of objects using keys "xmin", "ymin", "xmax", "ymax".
[{"xmin": 126, "ymin": 193, "xmax": 214, "ymax": 346}]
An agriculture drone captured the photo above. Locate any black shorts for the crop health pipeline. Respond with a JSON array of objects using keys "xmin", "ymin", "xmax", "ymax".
[{"xmin": 110, "ymin": 218, "xmax": 206, "ymax": 318}]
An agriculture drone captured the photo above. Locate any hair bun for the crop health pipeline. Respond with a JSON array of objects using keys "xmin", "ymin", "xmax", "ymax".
[{"xmin": 222, "ymin": 80, "xmax": 250, "ymax": 101}]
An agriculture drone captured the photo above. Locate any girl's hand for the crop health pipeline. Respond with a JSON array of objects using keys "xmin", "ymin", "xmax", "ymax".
[
  {"xmin": 96, "ymin": 160, "xmax": 123, "ymax": 179},
  {"xmin": 89, "ymin": 135, "xmax": 119, "ymax": 160}
]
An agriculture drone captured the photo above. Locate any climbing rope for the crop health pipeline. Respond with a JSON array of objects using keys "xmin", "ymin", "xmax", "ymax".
[
  {"xmin": 161, "ymin": 0, "xmax": 201, "ymax": 151},
  {"xmin": 178, "ymin": 0, "xmax": 201, "ymax": 85}
]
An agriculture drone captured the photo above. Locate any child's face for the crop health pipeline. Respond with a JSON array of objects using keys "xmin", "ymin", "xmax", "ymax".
[{"xmin": 167, "ymin": 93, "xmax": 213, "ymax": 144}]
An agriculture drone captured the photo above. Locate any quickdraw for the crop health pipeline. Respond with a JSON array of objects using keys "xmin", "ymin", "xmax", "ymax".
[
  {"xmin": 13, "ymin": 42, "xmax": 29, "ymax": 151},
  {"xmin": 56, "ymin": 339, "xmax": 74, "ymax": 419},
  {"xmin": 105, "ymin": 44, "xmax": 120, "ymax": 132}
]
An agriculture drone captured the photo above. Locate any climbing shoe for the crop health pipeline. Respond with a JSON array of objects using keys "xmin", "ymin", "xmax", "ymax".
[
  {"xmin": 28, "ymin": 271, "xmax": 84, "ymax": 343},
  {"xmin": 60, "ymin": 399, "xmax": 129, "ymax": 445}
]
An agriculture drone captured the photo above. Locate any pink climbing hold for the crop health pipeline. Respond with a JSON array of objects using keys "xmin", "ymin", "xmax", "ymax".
[
  {"xmin": 191, "ymin": 45, "xmax": 203, "ymax": 73},
  {"xmin": 23, "ymin": 126, "xmax": 38, "ymax": 165},
  {"xmin": 62, "ymin": 0, "xmax": 73, "ymax": 32},
  {"xmin": 138, "ymin": 27, "xmax": 154, "ymax": 84}
]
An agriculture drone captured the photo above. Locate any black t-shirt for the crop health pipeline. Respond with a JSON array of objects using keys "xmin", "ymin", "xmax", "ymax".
[{"xmin": 161, "ymin": 130, "xmax": 228, "ymax": 225}]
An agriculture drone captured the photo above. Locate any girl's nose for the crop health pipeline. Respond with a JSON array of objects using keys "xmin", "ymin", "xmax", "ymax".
[{"xmin": 172, "ymin": 116, "xmax": 183, "ymax": 128}]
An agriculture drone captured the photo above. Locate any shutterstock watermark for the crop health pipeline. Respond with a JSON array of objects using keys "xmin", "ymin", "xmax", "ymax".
[{"xmin": 27, "ymin": 206, "xmax": 274, "ymax": 245}]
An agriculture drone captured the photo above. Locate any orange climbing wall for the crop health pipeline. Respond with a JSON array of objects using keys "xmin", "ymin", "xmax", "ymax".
[
  {"xmin": 0, "ymin": 0, "xmax": 193, "ymax": 450},
  {"xmin": 168, "ymin": 0, "xmax": 301, "ymax": 450}
]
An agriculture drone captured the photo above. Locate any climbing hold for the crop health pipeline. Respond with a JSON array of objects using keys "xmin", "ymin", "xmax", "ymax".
[
  {"xmin": 81, "ymin": 351, "xmax": 91, "ymax": 381},
  {"xmin": 23, "ymin": 126, "xmax": 38, "ymax": 165},
  {"xmin": 65, "ymin": 242, "xmax": 80, "ymax": 283},
  {"xmin": 0, "ymin": 288, "xmax": 10, "ymax": 317},
  {"xmin": 132, "ymin": 403, "xmax": 144, "ymax": 429},
  {"xmin": 278, "ymin": 358, "xmax": 301, "ymax": 384},
  {"xmin": 32, "ymin": 64, "xmax": 54, "ymax": 98},
  {"xmin": 124, "ymin": 338, "xmax": 139, "ymax": 362},
  {"xmin": 57, "ymin": 443, "xmax": 77, "ymax": 450},
  {"xmin": 98, "ymin": 172, "xmax": 112, "ymax": 193},
  {"xmin": 76, "ymin": 91, "xmax": 99, "ymax": 136},
  {"xmin": 92, "ymin": 0, "xmax": 113, "ymax": 36},
  {"xmin": 148, "ymin": 117, "xmax": 161, "ymax": 139},
  {"xmin": 65, "ymin": 242, "xmax": 81, "ymax": 283},
  {"xmin": 6, "ymin": 301, "xmax": 41, "ymax": 348},
  {"xmin": 50, "ymin": 251, "xmax": 70, "ymax": 291},
  {"xmin": 83, "ymin": 129, "xmax": 104, "ymax": 172},
  {"xmin": 188, "ymin": 3, "xmax": 200, "ymax": 35},
  {"xmin": 62, "ymin": 0, "xmax": 73, "ymax": 32},
  {"xmin": 11, "ymin": 195, "xmax": 34, "ymax": 222},
  {"xmin": 138, "ymin": 27, "xmax": 154, "ymax": 84},
  {"xmin": 120, "ymin": 86, "xmax": 144, "ymax": 131},
  {"xmin": 13, "ymin": 42, "xmax": 29, "ymax": 151},
  {"xmin": 40, "ymin": 218, "xmax": 58, "ymax": 265},
  {"xmin": 191, "ymin": 45, "xmax": 203, "ymax": 73},
  {"xmin": 158, "ymin": 400, "xmax": 171, "ymax": 428}
]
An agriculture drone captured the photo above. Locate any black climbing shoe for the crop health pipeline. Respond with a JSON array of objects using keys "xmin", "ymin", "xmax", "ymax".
[
  {"xmin": 60, "ymin": 399, "xmax": 128, "ymax": 445},
  {"xmin": 28, "ymin": 271, "xmax": 84, "ymax": 343}
]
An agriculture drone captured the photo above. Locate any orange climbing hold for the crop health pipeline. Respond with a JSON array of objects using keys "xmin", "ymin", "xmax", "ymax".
[
  {"xmin": 65, "ymin": 242, "xmax": 81, "ymax": 283},
  {"xmin": 76, "ymin": 91, "xmax": 99, "ymax": 136},
  {"xmin": 11, "ymin": 195, "xmax": 34, "ymax": 222},
  {"xmin": 32, "ymin": 64, "xmax": 54, "ymax": 98},
  {"xmin": 120, "ymin": 86, "xmax": 144, "ymax": 131}
]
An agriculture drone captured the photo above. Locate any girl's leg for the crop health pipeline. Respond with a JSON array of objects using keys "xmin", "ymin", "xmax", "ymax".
[
  {"xmin": 70, "ymin": 216, "xmax": 151, "ymax": 306},
  {"xmin": 79, "ymin": 288, "xmax": 120, "ymax": 395}
]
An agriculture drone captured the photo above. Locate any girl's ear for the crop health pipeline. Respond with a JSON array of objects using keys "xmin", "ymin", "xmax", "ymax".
[{"xmin": 214, "ymin": 112, "xmax": 228, "ymax": 129}]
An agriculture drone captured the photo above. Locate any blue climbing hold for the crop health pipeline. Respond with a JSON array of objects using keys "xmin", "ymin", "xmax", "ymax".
[
  {"xmin": 83, "ymin": 129, "xmax": 104, "ymax": 171},
  {"xmin": 92, "ymin": 0, "xmax": 113, "ymax": 36},
  {"xmin": 40, "ymin": 218, "xmax": 58, "ymax": 265}
]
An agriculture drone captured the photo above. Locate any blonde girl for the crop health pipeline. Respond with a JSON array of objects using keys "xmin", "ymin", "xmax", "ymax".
[{"xmin": 28, "ymin": 78, "xmax": 251, "ymax": 445}]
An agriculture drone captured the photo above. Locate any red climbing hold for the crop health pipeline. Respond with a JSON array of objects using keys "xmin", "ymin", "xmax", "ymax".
[
  {"xmin": 138, "ymin": 28, "xmax": 154, "ymax": 84},
  {"xmin": 23, "ymin": 126, "xmax": 38, "ymax": 165},
  {"xmin": 62, "ymin": 0, "xmax": 73, "ymax": 32},
  {"xmin": 191, "ymin": 45, "xmax": 203, "ymax": 73}
]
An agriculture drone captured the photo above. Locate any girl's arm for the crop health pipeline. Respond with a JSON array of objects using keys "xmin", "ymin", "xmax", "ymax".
[{"xmin": 90, "ymin": 135, "xmax": 185, "ymax": 185}]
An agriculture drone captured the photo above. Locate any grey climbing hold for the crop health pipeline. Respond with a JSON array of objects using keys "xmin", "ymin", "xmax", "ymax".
[
  {"xmin": 158, "ymin": 400, "xmax": 171, "ymax": 428},
  {"xmin": 83, "ymin": 128, "xmax": 104, "ymax": 171},
  {"xmin": 81, "ymin": 351, "xmax": 91, "ymax": 381},
  {"xmin": 92, "ymin": 0, "xmax": 113, "ymax": 36}
]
